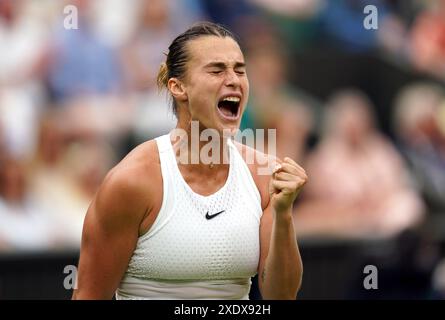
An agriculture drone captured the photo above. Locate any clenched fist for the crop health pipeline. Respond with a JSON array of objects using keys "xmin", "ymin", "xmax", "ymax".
[{"xmin": 269, "ymin": 157, "xmax": 308, "ymax": 214}]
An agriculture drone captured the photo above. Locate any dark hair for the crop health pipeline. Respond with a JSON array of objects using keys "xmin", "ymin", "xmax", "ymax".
[{"xmin": 157, "ymin": 21, "xmax": 239, "ymax": 115}]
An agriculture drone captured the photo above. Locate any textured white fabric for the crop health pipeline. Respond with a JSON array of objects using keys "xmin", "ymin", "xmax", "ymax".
[
  {"xmin": 116, "ymin": 133, "xmax": 262, "ymax": 299},
  {"xmin": 116, "ymin": 277, "xmax": 251, "ymax": 300}
]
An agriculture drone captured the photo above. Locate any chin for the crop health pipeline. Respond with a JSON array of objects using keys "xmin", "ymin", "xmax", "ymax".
[{"xmin": 216, "ymin": 121, "xmax": 241, "ymax": 138}]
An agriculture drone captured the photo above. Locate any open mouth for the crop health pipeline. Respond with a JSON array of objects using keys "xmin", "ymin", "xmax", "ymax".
[{"xmin": 217, "ymin": 96, "xmax": 240, "ymax": 120}]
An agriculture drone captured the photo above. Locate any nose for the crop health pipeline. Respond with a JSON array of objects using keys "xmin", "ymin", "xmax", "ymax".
[{"xmin": 224, "ymin": 69, "xmax": 241, "ymax": 88}]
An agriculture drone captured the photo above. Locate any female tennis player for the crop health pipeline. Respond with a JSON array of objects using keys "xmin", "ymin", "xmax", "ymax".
[{"xmin": 72, "ymin": 22, "xmax": 307, "ymax": 300}]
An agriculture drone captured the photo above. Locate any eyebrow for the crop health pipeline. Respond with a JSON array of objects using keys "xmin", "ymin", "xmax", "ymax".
[{"xmin": 204, "ymin": 61, "xmax": 246, "ymax": 69}]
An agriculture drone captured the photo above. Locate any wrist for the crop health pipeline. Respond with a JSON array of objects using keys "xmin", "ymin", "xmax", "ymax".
[{"xmin": 273, "ymin": 207, "xmax": 293, "ymax": 221}]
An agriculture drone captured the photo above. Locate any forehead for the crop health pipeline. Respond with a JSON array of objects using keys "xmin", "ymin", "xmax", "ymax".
[{"xmin": 186, "ymin": 36, "xmax": 244, "ymax": 66}]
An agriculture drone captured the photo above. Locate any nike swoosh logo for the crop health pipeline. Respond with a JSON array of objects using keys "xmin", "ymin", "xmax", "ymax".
[{"xmin": 205, "ymin": 210, "xmax": 225, "ymax": 220}]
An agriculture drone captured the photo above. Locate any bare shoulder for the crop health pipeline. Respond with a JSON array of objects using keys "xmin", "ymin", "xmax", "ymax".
[
  {"xmin": 233, "ymin": 141, "xmax": 281, "ymax": 210},
  {"xmin": 93, "ymin": 139, "xmax": 162, "ymax": 226}
]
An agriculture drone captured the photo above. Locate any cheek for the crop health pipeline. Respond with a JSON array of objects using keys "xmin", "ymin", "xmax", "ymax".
[
  {"xmin": 188, "ymin": 90, "xmax": 215, "ymax": 117},
  {"xmin": 244, "ymin": 79, "xmax": 250, "ymax": 95},
  {"xmin": 242, "ymin": 79, "xmax": 250, "ymax": 105},
  {"xmin": 193, "ymin": 80, "xmax": 219, "ymax": 107}
]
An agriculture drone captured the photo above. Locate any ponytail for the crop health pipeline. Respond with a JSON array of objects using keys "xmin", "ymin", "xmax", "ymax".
[{"xmin": 157, "ymin": 62, "xmax": 169, "ymax": 90}]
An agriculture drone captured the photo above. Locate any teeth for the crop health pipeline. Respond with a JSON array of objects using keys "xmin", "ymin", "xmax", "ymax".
[{"xmin": 222, "ymin": 96, "xmax": 240, "ymax": 103}]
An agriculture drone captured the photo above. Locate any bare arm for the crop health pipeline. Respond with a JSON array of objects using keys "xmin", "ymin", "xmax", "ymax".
[
  {"xmin": 72, "ymin": 167, "xmax": 152, "ymax": 300},
  {"xmin": 257, "ymin": 158, "xmax": 306, "ymax": 300}
]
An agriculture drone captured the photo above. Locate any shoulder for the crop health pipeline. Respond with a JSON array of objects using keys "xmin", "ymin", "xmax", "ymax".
[
  {"xmin": 232, "ymin": 141, "xmax": 281, "ymax": 210},
  {"xmin": 93, "ymin": 139, "xmax": 162, "ymax": 224}
]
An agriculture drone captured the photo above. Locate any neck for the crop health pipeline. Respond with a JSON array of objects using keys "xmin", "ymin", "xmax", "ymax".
[{"xmin": 171, "ymin": 118, "xmax": 230, "ymax": 172}]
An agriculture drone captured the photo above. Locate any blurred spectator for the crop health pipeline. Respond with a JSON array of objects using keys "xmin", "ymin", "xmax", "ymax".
[
  {"xmin": 0, "ymin": 87, "xmax": 43, "ymax": 159},
  {"xmin": 203, "ymin": 0, "xmax": 322, "ymax": 46},
  {"xmin": 393, "ymin": 82, "xmax": 445, "ymax": 210},
  {"xmin": 410, "ymin": 0, "xmax": 445, "ymax": 80},
  {"xmin": 55, "ymin": 95, "xmax": 135, "ymax": 146},
  {"xmin": 318, "ymin": 0, "xmax": 407, "ymax": 54},
  {"xmin": 248, "ymin": 0, "xmax": 324, "ymax": 18},
  {"xmin": 242, "ymin": 26, "xmax": 315, "ymax": 162},
  {"xmin": 0, "ymin": 154, "xmax": 60, "ymax": 251},
  {"xmin": 246, "ymin": 0, "xmax": 325, "ymax": 51},
  {"xmin": 0, "ymin": 0, "xmax": 52, "ymax": 159},
  {"xmin": 293, "ymin": 89, "xmax": 424, "ymax": 239},
  {"xmin": 28, "ymin": 111, "xmax": 116, "ymax": 248},
  {"xmin": 0, "ymin": 0, "xmax": 51, "ymax": 86},
  {"xmin": 200, "ymin": 0, "xmax": 257, "ymax": 38},
  {"xmin": 121, "ymin": 0, "xmax": 177, "ymax": 92},
  {"xmin": 88, "ymin": 0, "xmax": 139, "ymax": 47},
  {"xmin": 45, "ymin": 0, "xmax": 123, "ymax": 102},
  {"xmin": 121, "ymin": 0, "xmax": 205, "ymax": 92}
]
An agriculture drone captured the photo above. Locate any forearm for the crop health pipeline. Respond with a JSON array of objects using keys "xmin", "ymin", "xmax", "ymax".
[{"xmin": 261, "ymin": 209, "xmax": 303, "ymax": 300}]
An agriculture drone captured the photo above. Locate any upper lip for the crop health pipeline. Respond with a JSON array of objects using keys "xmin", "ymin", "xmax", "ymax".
[{"xmin": 218, "ymin": 93, "xmax": 242, "ymax": 102}]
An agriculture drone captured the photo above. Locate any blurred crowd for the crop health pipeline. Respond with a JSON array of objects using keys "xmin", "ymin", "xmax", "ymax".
[{"xmin": 0, "ymin": 0, "xmax": 445, "ymax": 298}]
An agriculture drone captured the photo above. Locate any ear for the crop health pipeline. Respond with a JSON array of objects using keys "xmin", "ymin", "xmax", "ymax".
[{"xmin": 168, "ymin": 78, "xmax": 188, "ymax": 102}]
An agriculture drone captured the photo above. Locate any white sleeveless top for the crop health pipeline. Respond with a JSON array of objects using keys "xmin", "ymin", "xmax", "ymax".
[{"xmin": 115, "ymin": 133, "xmax": 263, "ymax": 300}]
